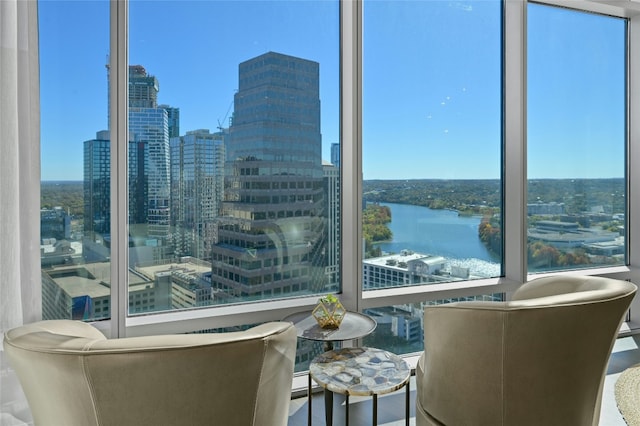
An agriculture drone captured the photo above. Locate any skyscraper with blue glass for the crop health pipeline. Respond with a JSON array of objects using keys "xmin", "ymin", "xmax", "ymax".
[
  {"xmin": 85, "ymin": 66, "xmax": 177, "ymax": 256},
  {"xmin": 170, "ymin": 129, "xmax": 226, "ymax": 260},
  {"xmin": 331, "ymin": 143, "xmax": 340, "ymax": 167},
  {"xmin": 84, "ymin": 130, "xmax": 111, "ymax": 238},
  {"xmin": 128, "ymin": 65, "xmax": 173, "ymax": 243},
  {"xmin": 211, "ymin": 52, "xmax": 328, "ymax": 301}
]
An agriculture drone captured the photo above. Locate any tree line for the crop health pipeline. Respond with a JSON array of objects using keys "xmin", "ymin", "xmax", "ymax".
[{"xmin": 41, "ymin": 181, "xmax": 84, "ymax": 217}]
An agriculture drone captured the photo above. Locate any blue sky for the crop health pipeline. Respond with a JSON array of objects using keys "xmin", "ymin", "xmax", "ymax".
[
  {"xmin": 527, "ymin": 3, "xmax": 626, "ymax": 180},
  {"xmin": 39, "ymin": 0, "xmax": 625, "ymax": 181}
]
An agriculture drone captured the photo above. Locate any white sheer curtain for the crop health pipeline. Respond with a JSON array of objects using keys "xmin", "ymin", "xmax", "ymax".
[{"xmin": 1, "ymin": 0, "xmax": 41, "ymax": 424}]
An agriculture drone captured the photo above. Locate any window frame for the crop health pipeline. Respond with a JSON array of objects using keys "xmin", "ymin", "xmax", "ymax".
[{"xmin": 99, "ymin": 0, "xmax": 640, "ymax": 339}]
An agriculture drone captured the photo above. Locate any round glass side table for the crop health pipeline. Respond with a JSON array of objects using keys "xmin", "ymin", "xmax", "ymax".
[
  {"xmin": 282, "ymin": 310, "xmax": 377, "ymax": 426},
  {"xmin": 283, "ymin": 310, "xmax": 377, "ymax": 351}
]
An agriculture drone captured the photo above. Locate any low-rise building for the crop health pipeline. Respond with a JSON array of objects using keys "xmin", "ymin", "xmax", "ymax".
[
  {"xmin": 363, "ymin": 250, "xmax": 446, "ymax": 289},
  {"xmin": 528, "ymin": 220, "xmax": 620, "ymax": 250}
]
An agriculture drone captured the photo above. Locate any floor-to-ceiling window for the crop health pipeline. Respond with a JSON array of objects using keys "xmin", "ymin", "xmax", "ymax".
[
  {"xmin": 527, "ymin": 3, "xmax": 627, "ymax": 274},
  {"xmin": 38, "ymin": 0, "xmax": 640, "ymax": 361},
  {"xmin": 126, "ymin": 1, "xmax": 340, "ymax": 316},
  {"xmin": 39, "ymin": 0, "xmax": 111, "ymax": 322},
  {"xmin": 360, "ymin": 0, "xmax": 503, "ymax": 355}
]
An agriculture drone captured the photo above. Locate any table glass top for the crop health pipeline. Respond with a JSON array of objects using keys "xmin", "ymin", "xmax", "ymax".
[
  {"xmin": 282, "ymin": 311, "xmax": 377, "ymax": 342},
  {"xmin": 309, "ymin": 347, "xmax": 411, "ymax": 397}
]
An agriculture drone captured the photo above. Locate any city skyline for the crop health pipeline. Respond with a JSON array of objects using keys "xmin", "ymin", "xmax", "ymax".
[
  {"xmin": 40, "ymin": 1, "xmax": 625, "ymax": 181},
  {"xmin": 55, "ymin": 50, "xmax": 338, "ymax": 318}
]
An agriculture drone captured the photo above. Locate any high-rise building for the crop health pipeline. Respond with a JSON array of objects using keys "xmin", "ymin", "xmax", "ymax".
[
  {"xmin": 129, "ymin": 64, "xmax": 158, "ymax": 108},
  {"xmin": 170, "ymin": 129, "xmax": 226, "ymax": 260},
  {"xmin": 331, "ymin": 142, "xmax": 340, "ymax": 167},
  {"xmin": 323, "ymin": 161, "xmax": 340, "ymax": 290},
  {"xmin": 83, "ymin": 130, "xmax": 124, "ymax": 263},
  {"xmin": 211, "ymin": 52, "xmax": 328, "ymax": 302},
  {"xmin": 160, "ymin": 104, "xmax": 180, "ymax": 138},
  {"xmin": 85, "ymin": 66, "xmax": 176, "ymax": 258},
  {"xmin": 128, "ymin": 65, "xmax": 172, "ymax": 244},
  {"xmin": 84, "ymin": 130, "xmax": 111, "ymax": 238}
]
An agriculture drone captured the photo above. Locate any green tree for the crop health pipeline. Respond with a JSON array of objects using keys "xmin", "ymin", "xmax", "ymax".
[{"xmin": 363, "ymin": 204, "xmax": 392, "ymax": 258}]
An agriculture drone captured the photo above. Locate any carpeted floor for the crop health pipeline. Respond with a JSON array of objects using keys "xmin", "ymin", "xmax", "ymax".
[{"xmin": 616, "ymin": 363, "xmax": 640, "ymax": 425}]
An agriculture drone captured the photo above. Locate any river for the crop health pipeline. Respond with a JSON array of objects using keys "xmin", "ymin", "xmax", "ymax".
[{"xmin": 375, "ymin": 202, "xmax": 501, "ymax": 278}]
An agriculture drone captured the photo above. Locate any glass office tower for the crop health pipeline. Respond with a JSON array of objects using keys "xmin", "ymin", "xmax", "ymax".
[
  {"xmin": 211, "ymin": 52, "xmax": 328, "ymax": 302},
  {"xmin": 170, "ymin": 129, "xmax": 226, "ymax": 260},
  {"xmin": 84, "ymin": 131, "xmax": 111, "ymax": 238},
  {"xmin": 128, "ymin": 65, "xmax": 172, "ymax": 245}
]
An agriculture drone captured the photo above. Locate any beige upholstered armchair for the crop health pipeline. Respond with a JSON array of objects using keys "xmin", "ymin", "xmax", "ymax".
[
  {"xmin": 3, "ymin": 320, "xmax": 297, "ymax": 426},
  {"xmin": 416, "ymin": 275, "xmax": 636, "ymax": 426}
]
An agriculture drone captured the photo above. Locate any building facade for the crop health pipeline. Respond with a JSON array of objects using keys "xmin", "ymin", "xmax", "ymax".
[
  {"xmin": 170, "ymin": 129, "xmax": 226, "ymax": 260},
  {"xmin": 160, "ymin": 104, "xmax": 180, "ymax": 138},
  {"xmin": 128, "ymin": 65, "xmax": 173, "ymax": 245},
  {"xmin": 323, "ymin": 161, "xmax": 340, "ymax": 290},
  {"xmin": 210, "ymin": 52, "xmax": 328, "ymax": 302},
  {"xmin": 330, "ymin": 142, "xmax": 340, "ymax": 167},
  {"xmin": 83, "ymin": 131, "xmax": 111, "ymax": 238},
  {"xmin": 362, "ymin": 250, "xmax": 448, "ymax": 289}
]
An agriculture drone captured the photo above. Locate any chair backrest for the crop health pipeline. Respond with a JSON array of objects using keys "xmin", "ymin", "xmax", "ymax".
[
  {"xmin": 3, "ymin": 320, "xmax": 297, "ymax": 426},
  {"xmin": 418, "ymin": 275, "xmax": 636, "ymax": 426}
]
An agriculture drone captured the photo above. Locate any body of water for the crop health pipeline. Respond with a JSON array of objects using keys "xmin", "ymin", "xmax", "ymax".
[{"xmin": 376, "ymin": 202, "xmax": 501, "ymax": 277}]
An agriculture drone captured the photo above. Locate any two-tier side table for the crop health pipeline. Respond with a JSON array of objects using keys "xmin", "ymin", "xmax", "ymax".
[{"xmin": 282, "ymin": 310, "xmax": 378, "ymax": 426}]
